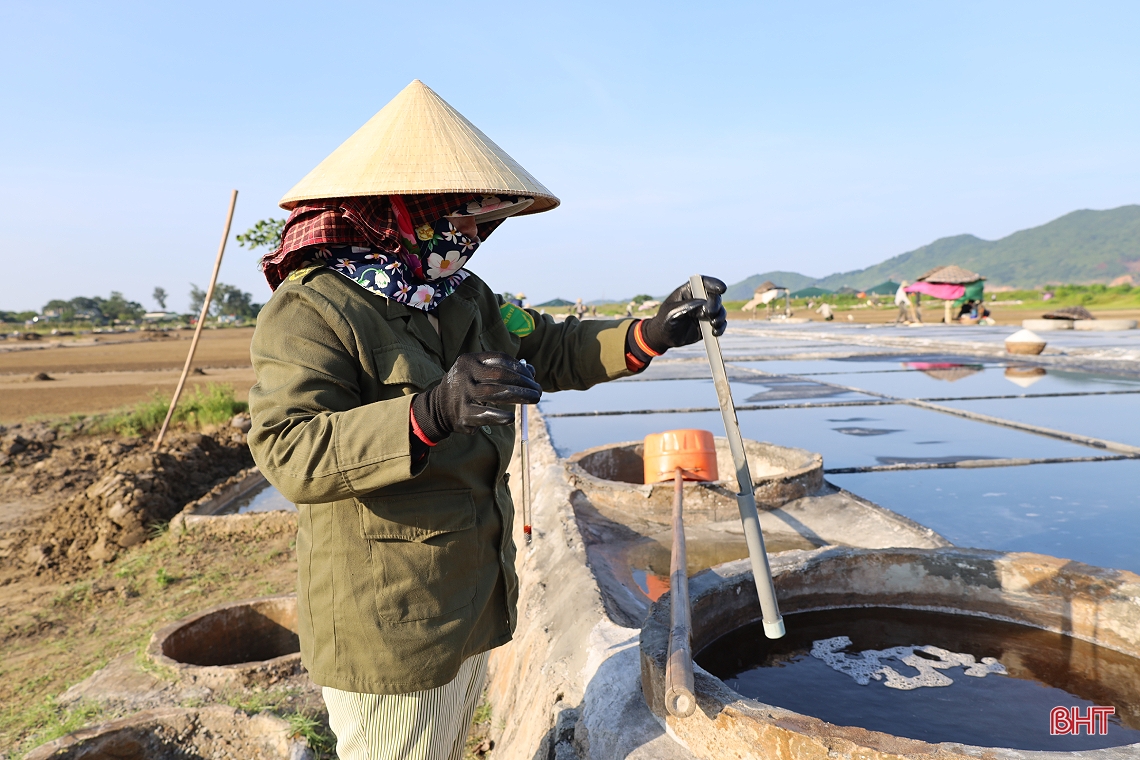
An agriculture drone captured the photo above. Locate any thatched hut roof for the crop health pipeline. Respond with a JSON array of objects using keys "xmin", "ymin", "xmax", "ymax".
[{"xmin": 917, "ymin": 265, "xmax": 984, "ymax": 284}]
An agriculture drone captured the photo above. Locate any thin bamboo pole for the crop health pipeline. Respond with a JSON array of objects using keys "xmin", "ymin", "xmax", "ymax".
[
  {"xmin": 152, "ymin": 190, "xmax": 239, "ymax": 452},
  {"xmin": 665, "ymin": 467, "xmax": 696, "ymax": 718}
]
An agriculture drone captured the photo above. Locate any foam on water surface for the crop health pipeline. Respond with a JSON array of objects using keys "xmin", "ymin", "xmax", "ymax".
[{"xmin": 810, "ymin": 635, "xmax": 1006, "ymax": 689}]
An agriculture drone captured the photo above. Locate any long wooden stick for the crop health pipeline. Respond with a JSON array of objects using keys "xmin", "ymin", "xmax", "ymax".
[
  {"xmin": 153, "ymin": 190, "xmax": 238, "ymax": 452},
  {"xmin": 689, "ymin": 274, "xmax": 785, "ymax": 639},
  {"xmin": 665, "ymin": 467, "xmax": 696, "ymax": 718}
]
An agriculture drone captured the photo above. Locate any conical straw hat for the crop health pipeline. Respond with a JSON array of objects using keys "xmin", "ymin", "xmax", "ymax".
[{"xmin": 279, "ymin": 80, "xmax": 559, "ymax": 214}]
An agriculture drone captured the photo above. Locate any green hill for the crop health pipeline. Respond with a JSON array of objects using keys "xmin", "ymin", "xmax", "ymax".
[
  {"xmin": 723, "ymin": 205, "xmax": 1140, "ymax": 296},
  {"xmin": 723, "ymin": 271, "xmax": 819, "ymax": 300},
  {"xmin": 813, "ymin": 205, "xmax": 1140, "ymax": 290}
]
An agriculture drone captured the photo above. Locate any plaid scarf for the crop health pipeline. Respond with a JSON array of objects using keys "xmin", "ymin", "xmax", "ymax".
[{"xmin": 260, "ymin": 194, "xmax": 507, "ymax": 291}]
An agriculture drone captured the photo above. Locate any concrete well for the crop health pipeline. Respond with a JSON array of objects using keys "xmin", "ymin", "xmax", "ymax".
[
  {"xmin": 566, "ymin": 437, "xmax": 823, "ymax": 528},
  {"xmin": 147, "ymin": 594, "xmax": 302, "ymax": 689},
  {"xmin": 640, "ymin": 547, "xmax": 1140, "ymax": 759},
  {"xmin": 1074, "ymin": 319, "xmax": 1138, "ymax": 331},
  {"xmin": 1022, "ymin": 318, "xmax": 1073, "ymax": 331},
  {"xmin": 24, "ymin": 706, "xmax": 311, "ymax": 760}
]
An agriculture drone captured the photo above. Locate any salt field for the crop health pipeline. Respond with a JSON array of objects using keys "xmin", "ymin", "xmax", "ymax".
[{"xmin": 541, "ymin": 322, "xmax": 1140, "ymax": 575}]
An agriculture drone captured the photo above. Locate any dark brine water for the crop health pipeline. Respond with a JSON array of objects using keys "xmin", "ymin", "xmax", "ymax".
[{"xmin": 696, "ymin": 607, "xmax": 1140, "ymax": 751}]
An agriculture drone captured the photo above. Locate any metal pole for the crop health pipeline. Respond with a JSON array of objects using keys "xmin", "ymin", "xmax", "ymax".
[
  {"xmin": 689, "ymin": 274, "xmax": 785, "ymax": 639},
  {"xmin": 153, "ymin": 190, "xmax": 238, "ymax": 452},
  {"xmin": 665, "ymin": 467, "xmax": 696, "ymax": 717},
  {"xmin": 520, "ymin": 402, "xmax": 531, "ymax": 546}
]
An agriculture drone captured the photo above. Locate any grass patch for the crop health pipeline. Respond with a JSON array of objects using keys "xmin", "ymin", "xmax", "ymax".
[
  {"xmin": 464, "ymin": 693, "xmax": 494, "ymax": 759},
  {"xmin": 51, "ymin": 582, "xmax": 92, "ymax": 609},
  {"xmin": 0, "ymin": 530, "xmax": 297, "ymax": 752},
  {"xmin": 218, "ymin": 690, "xmax": 337, "ymax": 760},
  {"xmin": 91, "ymin": 383, "xmax": 248, "ymax": 437},
  {"xmin": 7, "ymin": 698, "xmax": 107, "ymax": 752},
  {"xmin": 219, "ymin": 687, "xmax": 297, "ymax": 715},
  {"xmin": 286, "ymin": 712, "xmax": 336, "ymax": 759}
]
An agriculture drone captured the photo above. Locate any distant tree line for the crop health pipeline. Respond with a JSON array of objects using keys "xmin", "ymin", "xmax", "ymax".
[
  {"xmin": 1, "ymin": 283, "xmax": 262, "ymax": 326},
  {"xmin": 1, "ymin": 220, "xmax": 284, "ymax": 326},
  {"xmin": 41, "ymin": 292, "xmax": 147, "ymax": 323},
  {"xmin": 189, "ymin": 283, "xmax": 262, "ymax": 319}
]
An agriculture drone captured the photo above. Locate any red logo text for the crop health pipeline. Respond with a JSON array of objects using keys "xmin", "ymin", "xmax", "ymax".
[{"xmin": 1050, "ymin": 706, "xmax": 1115, "ymax": 736}]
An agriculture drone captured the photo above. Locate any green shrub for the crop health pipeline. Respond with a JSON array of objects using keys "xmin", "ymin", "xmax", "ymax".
[{"xmin": 93, "ymin": 383, "xmax": 247, "ymax": 437}]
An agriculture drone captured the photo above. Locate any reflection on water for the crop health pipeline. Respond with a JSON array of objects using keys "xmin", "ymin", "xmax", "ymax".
[
  {"xmin": 775, "ymin": 362, "xmax": 1140, "ymax": 399},
  {"xmin": 1006, "ymin": 366, "xmax": 1047, "ymax": 388},
  {"xmin": 903, "ymin": 362, "xmax": 983, "ymax": 382},
  {"xmin": 217, "ymin": 484, "xmax": 296, "ymax": 515},
  {"xmin": 626, "ymin": 531, "xmax": 817, "ymax": 601},
  {"xmin": 697, "ymin": 607, "xmax": 1140, "ymax": 750},
  {"xmin": 544, "ymin": 403, "xmax": 1094, "ymax": 466}
]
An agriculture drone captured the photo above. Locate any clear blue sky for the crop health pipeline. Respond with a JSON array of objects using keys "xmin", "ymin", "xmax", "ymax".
[{"xmin": 3, "ymin": 1, "xmax": 1138, "ymax": 312}]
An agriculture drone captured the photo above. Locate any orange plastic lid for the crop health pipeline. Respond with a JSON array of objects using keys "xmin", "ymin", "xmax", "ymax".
[{"xmin": 643, "ymin": 429, "xmax": 719, "ymax": 484}]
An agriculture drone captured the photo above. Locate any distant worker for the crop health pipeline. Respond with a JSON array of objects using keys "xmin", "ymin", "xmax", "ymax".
[
  {"xmin": 626, "ymin": 300, "xmax": 636, "ymax": 317},
  {"xmin": 895, "ymin": 281, "xmax": 914, "ymax": 324},
  {"xmin": 575, "ymin": 298, "xmax": 588, "ymax": 320},
  {"xmin": 817, "ymin": 303, "xmax": 834, "ymax": 321}
]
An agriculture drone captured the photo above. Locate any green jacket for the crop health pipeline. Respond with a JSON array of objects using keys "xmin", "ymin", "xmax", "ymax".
[{"xmin": 248, "ymin": 268, "xmax": 634, "ymax": 694}]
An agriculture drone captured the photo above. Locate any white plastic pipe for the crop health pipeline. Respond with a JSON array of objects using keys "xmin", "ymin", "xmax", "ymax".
[{"xmin": 689, "ymin": 274, "xmax": 785, "ymax": 639}]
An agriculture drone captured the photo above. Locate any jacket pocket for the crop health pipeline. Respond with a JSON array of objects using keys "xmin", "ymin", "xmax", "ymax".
[
  {"xmin": 358, "ymin": 489, "xmax": 478, "ymax": 622},
  {"xmin": 372, "ymin": 344, "xmax": 444, "ymax": 391}
]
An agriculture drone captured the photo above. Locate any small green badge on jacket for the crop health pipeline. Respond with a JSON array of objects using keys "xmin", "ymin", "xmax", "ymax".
[
  {"xmin": 288, "ymin": 265, "xmax": 324, "ymax": 282},
  {"xmin": 500, "ymin": 303, "xmax": 535, "ymax": 337}
]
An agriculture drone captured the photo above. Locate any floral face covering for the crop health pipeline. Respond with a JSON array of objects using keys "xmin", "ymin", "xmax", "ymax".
[
  {"xmin": 311, "ymin": 243, "xmax": 469, "ymax": 310},
  {"xmin": 298, "ymin": 195, "xmax": 530, "ymax": 311},
  {"xmin": 393, "ymin": 208, "xmax": 481, "ymax": 283}
]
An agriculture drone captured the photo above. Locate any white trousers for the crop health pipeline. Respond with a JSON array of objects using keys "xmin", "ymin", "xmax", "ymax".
[{"xmin": 322, "ymin": 651, "xmax": 489, "ymax": 760}]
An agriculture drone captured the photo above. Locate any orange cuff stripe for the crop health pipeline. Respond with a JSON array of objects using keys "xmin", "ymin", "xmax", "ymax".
[
  {"xmin": 633, "ymin": 321, "xmax": 661, "ymax": 357},
  {"xmin": 409, "ymin": 406, "xmax": 437, "ymax": 446}
]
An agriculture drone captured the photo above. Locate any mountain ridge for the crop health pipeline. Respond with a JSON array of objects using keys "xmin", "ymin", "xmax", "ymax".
[{"xmin": 727, "ymin": 205, "xmax": 1140, "ymax": 295}]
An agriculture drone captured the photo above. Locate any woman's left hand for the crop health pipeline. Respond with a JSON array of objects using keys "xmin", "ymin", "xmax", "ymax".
[{"xmin": 641, "ymin": 275, "xmax": 728, "ymax": 352}]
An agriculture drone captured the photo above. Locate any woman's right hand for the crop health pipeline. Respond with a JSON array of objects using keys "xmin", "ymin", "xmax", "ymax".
[{"xmin": 411, "ymin": 352, "xmax": 542, "ymax": 443}]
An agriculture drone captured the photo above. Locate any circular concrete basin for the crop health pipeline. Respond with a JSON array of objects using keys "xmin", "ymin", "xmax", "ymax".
[
  {"xmin": 567, "ymin": 437, "xmax": 822, "ymax": 528},
  {"xmin": 1022, "ymin": 318, "xmax": 1073, "ymax": 331},
  {"xmin": 147, "ymin": 594, "xmax": 301, "ymax": 689},
  {"xmin": 641, "ymin": 547, "xmax": 1140, "ymax": 758},
  {"xmin": 1075, "ymin": 319, "xmax": 1138, "ymax": 331},
  {"xmin": 24, "ymin": 706, "xmax": 311, "ymax": 759}
]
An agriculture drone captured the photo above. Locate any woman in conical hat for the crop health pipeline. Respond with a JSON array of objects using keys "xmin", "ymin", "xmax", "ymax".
[{"xmin": 247, "ymin": 81, "xmax": 726, "ymax": 760}]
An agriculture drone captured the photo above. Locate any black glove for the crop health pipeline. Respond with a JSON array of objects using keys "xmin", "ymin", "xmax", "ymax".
[
  {"xmin": 411, "ymin": 352, "xmax": 541, "ymax": 443},
  {"xmin": 632, "ymin": 276, "xmax": 728, "ymax": 360}
]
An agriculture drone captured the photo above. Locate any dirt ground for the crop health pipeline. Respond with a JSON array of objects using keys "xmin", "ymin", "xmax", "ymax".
[
  {"xmin": 0, "ymin": 328, "xmax": 255, "ymax": 424},
  {"xmin": 0, "ymin": 424, "xmax": 493, "ymax": 758},
  {"xmin": 0, "ymin": 516, "xmax": 300, "ymax": 755}
]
